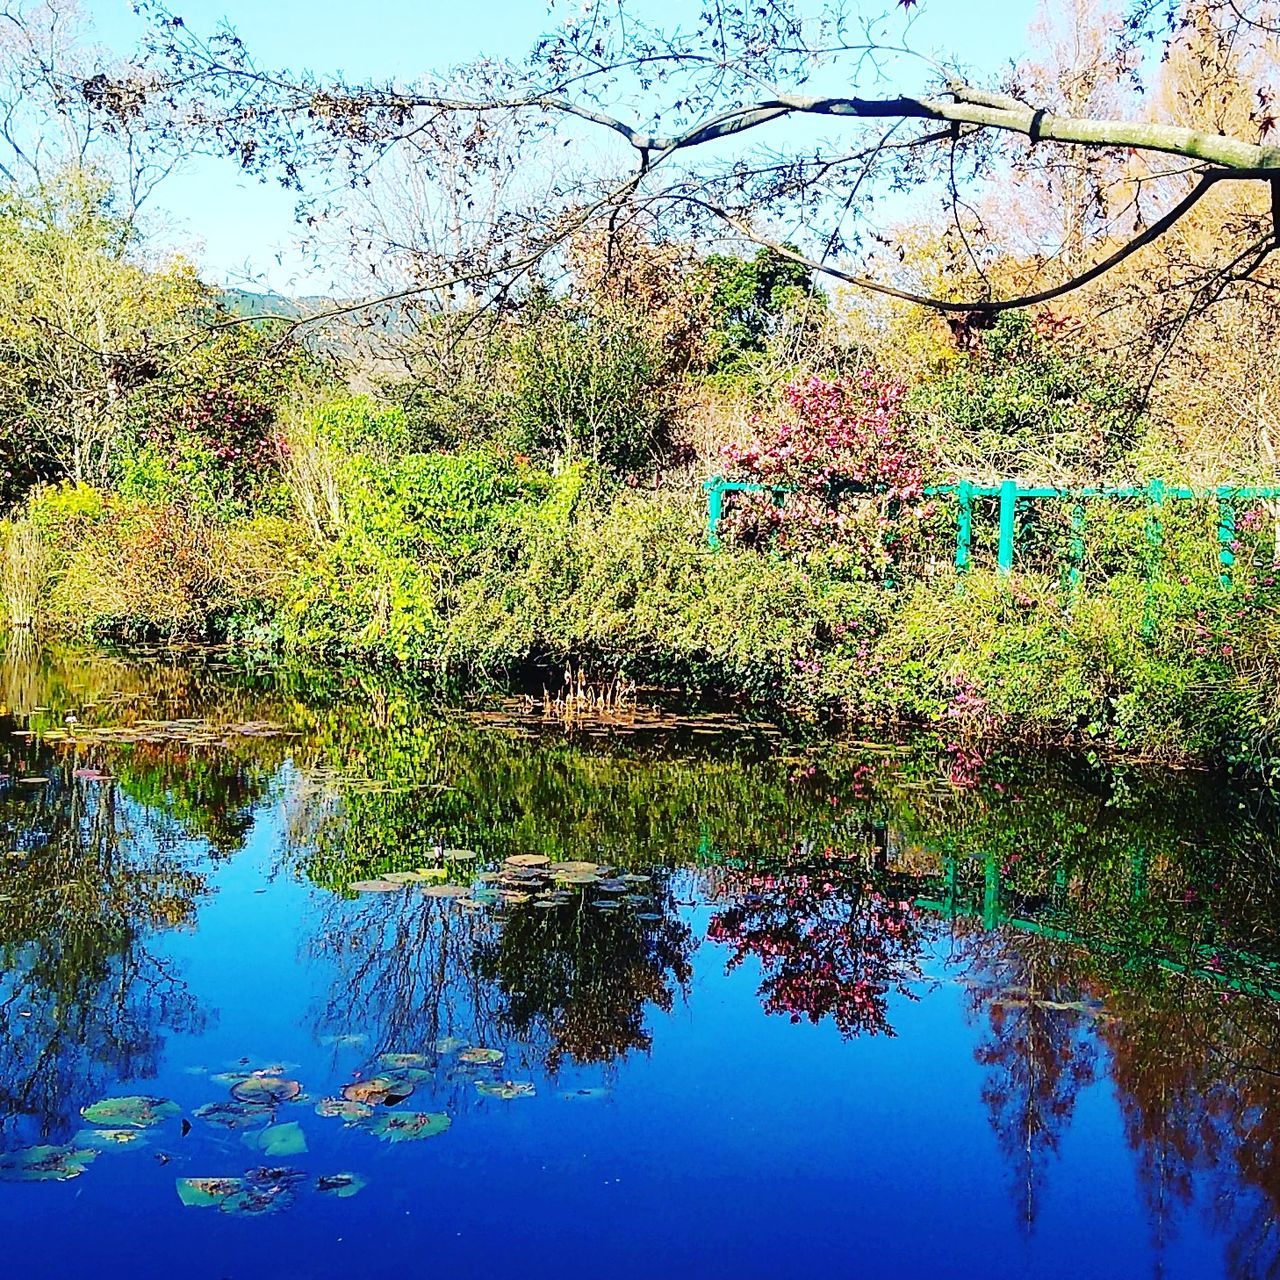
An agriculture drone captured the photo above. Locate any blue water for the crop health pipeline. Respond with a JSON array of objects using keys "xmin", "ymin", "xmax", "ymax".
[{"xmin": 0, "ymin": 651, "xmax": 1276, "ymax": 1279}]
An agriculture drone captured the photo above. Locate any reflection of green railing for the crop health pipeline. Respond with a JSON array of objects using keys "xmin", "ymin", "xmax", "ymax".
[
  {"xmin": 704, "ymin": 475, "xmax": 1280, "ymax": 589},
  {"xmin": 916, "ymin": 850, "xmax": 1280, "ymax": 1002}
]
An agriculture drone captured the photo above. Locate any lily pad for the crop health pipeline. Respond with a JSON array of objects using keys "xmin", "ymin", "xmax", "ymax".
[
  {"xmin": 81, "ymin": 1095, "xmax": 180, "ymax": 1129},
  {"xmin": 74, "ymin": 1128, "xmax": 147, "ymax": 1149},
  {"xmin": 458, "ymin": 1046, "xmax": 504, "ymax": 1066},
  {"xmin": 380, "ymin": 871, "xmax": 421, "ymax": 884},
  {"xmin": 549, "ymin": 861, "xmax": 600, "ymax": 876},
  {"xmin": 195, "ymin": 1100, "xmax": 273, "ymax": 1130},
  {"xmin": 475, "ymin": 1080, "xmax": 535, "ymax": 1100},
  {"xmin": 341, "ymin": 1075, "xmax": 414, "ymax": 1106},
  {"xmin": 553, "ymin": 871, "xmax": 601, "ymax": 886},
  {"xmin": 316, "ymin": 1097, "xmax": 374, "ymax": 1123},
  {"xmin": 433, "ymin": 1036, "xmax": 466, "ymax": 1055},
  {"xmin": 231, "ymin": 1077, "xmax": 301, "ymax": 1106},
  {"xmin": 363, "ymin": 1111, "xmax": 451, "ymax": 1143},
  {"xmin": 350, "ymin": 879, "xmax": 401, "ymax": 893},
  {"xmin": 0, "ymin": 1145, "xmax": 97, "ymax": 1182},
  {"xmin": 316, "ymin": 1172, "xmax": 367, "ymax": 1198},
  {"xmin": 176, "ymin": 1176, "xmax": 245, "ymax": 1208},
  {"xmin": 377, "ymin": 1052, "xmax": 431, "ymax": 1069},
  {"xmin": 506, "ymin": 854, "xmax": 550, "ymax": 868},
  {"xmin": 242, "ymin": 1121, "xmax": 307, "ymax": 1158},
  {"xmin": 422, "ymin": 883, "xmax": 470, "ymax": 898}
]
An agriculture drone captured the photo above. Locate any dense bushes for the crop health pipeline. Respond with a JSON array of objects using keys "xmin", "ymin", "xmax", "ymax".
[{"xmin": 5, "ymin": 376, "xmax": 1280, "ymax": 767}]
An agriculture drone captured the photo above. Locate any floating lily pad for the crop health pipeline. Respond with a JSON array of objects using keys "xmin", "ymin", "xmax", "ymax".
[
  {"xmin": 443, "ymin": 849, "xmax": 477, "ymax": 861},
  {"xmin": 500, "ymin": 891, "xmax": 531, "ymax": 905},
  {"xmin": 458, "ymin": 1047, "xmax": 504, "ymax": 1066},
  {"xmin": 195, "ymin": 1101, "xmax": 273, "ymax": 1130},
  {"xmin": 363, "ymin": 1111, "xmax": 451, "ymax": 1143},
  {"xmin": 74, "ymin": 1128, "xmax": 146, "ymax": 1149},
  {"xmin": 81, "ymin": 1095, "xmax": 179, "ymax": 1129},
  {"xmin": 422, "ymin": 883, "xmax": 470, "ymax": 899},
  {"xmin": 415, "ymin": 866, "xmax": 448, "ymax": 880},
  {"xmin": 242, "ymin": 1121, "xmax": 307, "ymax": 1158},
  {"xmin": 0, "ymin": 1145, "xmax": 97, "ymax": 1182},
  {"xmin": 209, "ymin": 1071, "xmax": 253, "ymax": 1087},
  {"xmin": 341, "ymin": 1075, "xmax": 414, "ymax": 1107},
  {"xmin": 316, "ymin": 1097, "xmax": 375, "ymax": 1123},
  {"xmin": 316, "ymin": 1172, "xmax": 367, "ymax": 1198},
  {"xmin": 506, "ymin": 854, "xmax": 550, "ymax": 868},
  {"xmin": 176, "ymin": 1176, "xmax": 245, "ymax": 1208},
  {"xmin": 433, "ymin": 1036, "xmax": 465, "ymax": 1055},
  {"xmin": 380, "ymin": 871, "xmax": 421, "ymax": 884},
  {"xmin": 549, "ymin": 861, "xmax": 600, "ymax": 875},
  {"xmin": 230, "ymin": 1077, "xmax": 301, "ymax": 1105},
  {"xmin": 350, "ymin": 879, "xmax": 401, "ymax": 893},
  {"xmin": 378, "ymin": 1053, "xmax": 431, "ymax": 1069},
  {"xmin": 621, "ymin": 874, "xmax": 652, "ymax": 884},
  {"xmin": 475, "ymin": 1080, "xmax": 535, "ymax": 1100},
  {"xmin": 553, "ymin": 871, "xmax": 601, "ymax": 886}
]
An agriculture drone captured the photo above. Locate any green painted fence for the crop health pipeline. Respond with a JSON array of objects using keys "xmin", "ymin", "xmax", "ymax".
[{"xmin": 705, "ymin": 475, "xmax": 1280, "ymax": 588}]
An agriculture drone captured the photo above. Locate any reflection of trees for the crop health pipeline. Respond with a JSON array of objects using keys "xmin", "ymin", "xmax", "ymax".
[
  {"xmin": 1099, "ymin": 968, "xmax": 1280, "ymax": 1280},
  {"xmin": 954, "ymin": 928, "xmax": 1099, "ymax": 1233},
  {"xmin": 309, "ymin": 882, "xmax": 695, "ymax": 1076},
  {"xmin": 308, "ymin": 893, "xmax": 505, "ymax": 1071},
  {"xmin": 0, "ymin": 759, "xmax": 209, "ymax": 1142},
  {"xmin": 704, "ymin": 842, "xmax": 932, "ymax": 1038},
  {"xmin": 474, "ymin": 880, "xmax": 695, "ymax": 1071}
]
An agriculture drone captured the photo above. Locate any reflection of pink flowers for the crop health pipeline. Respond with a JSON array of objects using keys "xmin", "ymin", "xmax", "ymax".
[{"xmin": 707, "ymin": 865, "xmax": 926, "ymax": 1038}]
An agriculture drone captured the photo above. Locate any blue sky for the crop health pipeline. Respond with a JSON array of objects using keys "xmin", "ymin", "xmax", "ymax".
[{"xmin": 84, "ymin": 0, "xmax": 1042, "ymax": 289}]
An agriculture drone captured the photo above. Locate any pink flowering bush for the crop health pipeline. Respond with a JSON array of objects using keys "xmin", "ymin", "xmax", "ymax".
[{"xmin": 720, "ymin": 371, "xmax": 936, "ymax": 570}]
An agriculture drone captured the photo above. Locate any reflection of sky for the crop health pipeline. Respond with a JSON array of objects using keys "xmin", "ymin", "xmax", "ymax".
[
  {"xmin": 0, "ymin": 799, "xmax": 1265, "ymax": 1280},
  {"xmin": 81, "ymin": 0, "xmax": 1039, "ymax": 291}
]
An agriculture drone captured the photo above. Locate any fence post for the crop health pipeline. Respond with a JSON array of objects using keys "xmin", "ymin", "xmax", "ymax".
[
  {"xmin": 706, "ymin": 477, "xmax": 724, "ymax": 549},
  {"xmin": 955, "ymin": 481, "xmax": 973, "ymax": 572},
  {"xmin": 1142, "ymin": 479, "xmax": 1165, "ymax": 638},
  {"xmin": 997, "ymin": 480, "xmax": 1017, "ymax": 574},
  {"xmin": 1068, "ymin": 501, "xmax": 1086, "ymax": 598},
  {"xmin": 1218, "ymin": 487, "xmax": 1236, "ymax": 586}
]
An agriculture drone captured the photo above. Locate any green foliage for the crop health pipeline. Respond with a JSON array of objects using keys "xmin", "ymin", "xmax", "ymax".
[
  {"xmin": 694, "ymin": 246, "xmax": 824, "ymax": 377},
  {"xmin": 909, "ymin": 312, "xmax": 1146, "ymax": 480},
  {"xmin": 501, "ymin": 297, "xmax": 676, "ymax": 474}
]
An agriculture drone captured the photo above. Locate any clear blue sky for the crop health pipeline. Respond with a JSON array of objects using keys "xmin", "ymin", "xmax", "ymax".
[{"xmin": 85, "ymin": 0, "xmax": 1040, "ymax": 289}]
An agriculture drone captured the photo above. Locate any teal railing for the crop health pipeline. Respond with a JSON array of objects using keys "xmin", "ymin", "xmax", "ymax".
[{"xmin": 705, "ymin": 476, "xmax": 1280, "ymax": 587}]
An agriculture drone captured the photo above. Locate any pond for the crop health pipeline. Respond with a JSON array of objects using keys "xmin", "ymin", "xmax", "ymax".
[{"xmin": 0, "ymin": 647, "xmax": 1278, "ymax": 1280}]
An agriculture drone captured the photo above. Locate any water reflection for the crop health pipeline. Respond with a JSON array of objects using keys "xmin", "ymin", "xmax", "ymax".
[{"xmin": 0, "ymin": 648, "xmax": 1279, "ymax": 1276}]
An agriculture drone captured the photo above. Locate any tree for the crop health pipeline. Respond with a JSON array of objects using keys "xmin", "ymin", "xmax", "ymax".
[
  {"xmin": 0, "ymin": 171, "xmax": 205, "ymax": 494},
  {"xmin": 107, "ymin": 0, "xmax": 1280, "ymax": 329}
]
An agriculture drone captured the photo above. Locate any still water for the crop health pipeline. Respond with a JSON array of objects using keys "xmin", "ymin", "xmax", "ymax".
[{"xmin": 0, "ymin": 647, "xmax": 1278, "ymax": 1279}]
